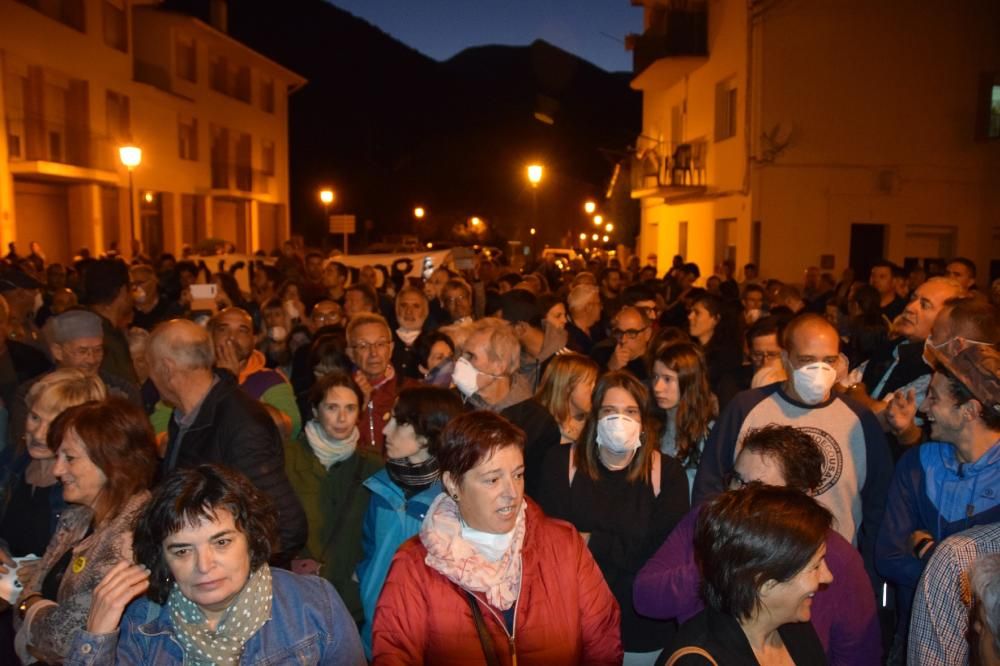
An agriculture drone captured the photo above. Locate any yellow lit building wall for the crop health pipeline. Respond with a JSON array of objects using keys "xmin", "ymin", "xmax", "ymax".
[
  {"xmin": 0, "ymin": 0, "xmax": 304, "ymax": 264},
  {"xmin": 636, "ymin": 0, "xmax": 1000, "ymax": 284}
]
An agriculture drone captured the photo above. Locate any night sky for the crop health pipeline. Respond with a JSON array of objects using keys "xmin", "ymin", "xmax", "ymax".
[{"xmin": 328, "ymin": 0, "xmax": 643, "ymax": 73}]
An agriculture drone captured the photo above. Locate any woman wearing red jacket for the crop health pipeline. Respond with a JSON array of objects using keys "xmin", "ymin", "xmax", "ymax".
[{"xmin": 372, "ymin": 410, "xmax": 622, "ymax": 665}]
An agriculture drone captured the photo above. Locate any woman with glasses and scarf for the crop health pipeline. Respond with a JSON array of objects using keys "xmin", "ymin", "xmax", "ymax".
[
  {"xmin": 284, "ymin": 371, "xmax": 383, "ymax": 626},
  {"xmin": 356, "ymin": 386, "xmax": 464, "ymax": 658},
  {"xmin": 537, "ymin": 371, "xmax": 689, "ymax": 665}
]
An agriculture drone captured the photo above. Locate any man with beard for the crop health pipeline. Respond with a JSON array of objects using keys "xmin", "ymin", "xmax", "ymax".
[
  {"xmin": 211, "ymin": 306, "xmax": 302, "ymax": 438},
  {"xmin": 391, "ymin": 287, "xmax": 429, "ymax": 379},
  {"xmin": 876, "ymin": 343, "xmax": 1000, "ymax": 662},
  {"xmin": 598, "ymin": 266, "xmax": 623, "ymax": 314}
]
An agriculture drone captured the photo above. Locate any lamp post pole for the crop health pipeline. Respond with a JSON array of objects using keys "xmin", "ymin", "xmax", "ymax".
[
  {"xmin": 118, "ymin": 145, "xmax": 142, "ymax": 257},
  {"xmin": 128, "ymin": 168, "xmax": 136, "ymax": 246},
  {"xmin": 526, "ymin": 164, "xmax": 543, "ymax": 260}
]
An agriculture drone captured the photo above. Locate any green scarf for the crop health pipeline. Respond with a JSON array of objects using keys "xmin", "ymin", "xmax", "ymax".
[{"xmin": 167, "ymin": 565, "xmax": 272, "ymax": 665}]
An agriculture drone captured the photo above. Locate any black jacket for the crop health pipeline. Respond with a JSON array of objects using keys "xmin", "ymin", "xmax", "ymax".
[
  {"xmin": 664, "ymin": 606, "xmax": 827, "ymax": 666},
  {"xmin": 163, "ymin": 371, "xmax": 307, "ymax": 562}
]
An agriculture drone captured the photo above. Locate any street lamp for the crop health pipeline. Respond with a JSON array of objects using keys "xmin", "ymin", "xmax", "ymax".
[
  {"xmin": 605, "ymin": 222, "xmax": 614, "ymax": 233},
  {"xmin": 119, "ymin": 145, "xmax": 142, "ymax": 252},
  {"xmin": 413, "ymin": 206, "xmax": 425, "ymax": 219},
  {"xmin": 593, "ymin": 214, "xmax": 603, "ymax": 226},
  {"xmin": 592, "ymin": 233, "xmax": 599, "ymax": 241},
  {"xmin": 319, "ymin": 188, "xmax": 335, "ymax": 211},
  {"xmin": 319, "ymin": 188, "xmax": 335, "ymax": 225},
  {"xmin": 579, "ymin": 232, "xmax": 587, "ymax": 241},
  {"xmin": 602, "ymin": 235, "xmax": 610, "ymax": 243},
  {"xmin": 584, "ymin": 200, "xmax": 596, "ymax": 214},
  {"xmin": 527, "ymin": 164, "xmax": 543, "ymax": 186},
  {"xmin": 470, "ymin": 216, "xmax": 482, "ymax": 227},
  {"xmin": 529, "ymin": 227, "xmax": 536, "ymax": 235}
]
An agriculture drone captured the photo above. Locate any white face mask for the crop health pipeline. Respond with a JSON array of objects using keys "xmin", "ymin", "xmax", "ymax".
[
  {"xmin": 791, "ymin": 362, "xmax": 836, "ymax": 405},
  {"xmin": 268, "ymin": 325, "xmax": 288, "ymax": 342},
  {"xmin": 596, "ymin": 414, "xmax": 643, "ymax": 455},
  {"xmin": 452, "ymin": 357, "xmax": 481, "ymax": 398}
]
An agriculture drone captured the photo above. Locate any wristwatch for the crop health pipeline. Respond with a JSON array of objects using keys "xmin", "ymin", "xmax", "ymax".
[{"xmin": 17, "ymin": 593, "xmax": 42, "ymax": 620}]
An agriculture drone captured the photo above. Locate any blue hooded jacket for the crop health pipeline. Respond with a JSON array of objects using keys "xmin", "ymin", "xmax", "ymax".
[{"xmin": 357, "ymin": 469, "xmax": 441, "ymax": 658}]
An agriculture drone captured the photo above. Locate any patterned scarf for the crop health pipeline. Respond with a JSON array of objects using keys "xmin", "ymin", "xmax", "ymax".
[
  {"xmin": 420, "ymin": 493, "xmax": 526, "ymax": 610},
  {"xmin": 167, "ymin": 565, "xmax": 272, "ymax": 665},
  {"xmin": 303, "ymin": 421, "xmax": 359, "ymax": 469}
]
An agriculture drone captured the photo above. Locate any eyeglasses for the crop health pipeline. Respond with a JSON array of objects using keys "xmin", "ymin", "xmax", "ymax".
[
  {"xmin": 611, "ymin": 326, "xmax": 648, "ymax": 342},
  {"xmin": 351, "ymin": 340, "xmax": 391, "ymax": 354},
  {"xmin": 750, "ymin": 351, "xmax": 782, "ymax": 363},
  {"xmin": 725, "ymin": 470, "xmax": 750, "ymax": 490}
]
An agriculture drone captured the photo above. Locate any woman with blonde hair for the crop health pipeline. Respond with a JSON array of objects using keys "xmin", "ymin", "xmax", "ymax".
[
  {"xmin": 535, "ymin": 353, "xmax": 599, "ymax": 444},
  {"xmin": 538, "ymin": 371, "xmax": 689, "ymax": 664},
  {"xmin": 0, "ymin": 370, "xmax": 106, "ymax": 575}
]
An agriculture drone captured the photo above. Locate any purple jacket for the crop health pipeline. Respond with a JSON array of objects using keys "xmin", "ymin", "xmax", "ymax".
[{"xmin": 634, "ymin": 506, "xmax": 882, "ymax": 666}]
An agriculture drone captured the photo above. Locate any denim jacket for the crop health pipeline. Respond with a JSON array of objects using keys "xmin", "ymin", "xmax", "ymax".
[{"xmin": 65, "ymin": 568, "xmax": 366, "ymax": 665}]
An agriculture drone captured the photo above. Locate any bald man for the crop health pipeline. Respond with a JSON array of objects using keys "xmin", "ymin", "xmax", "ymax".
[
  {"xmin": 148, "ymin": 319, "xmax": 306, "ymax": 563},
  {"xmin": 693, "ymin": 314, "xmax": 892, "ymax": 590}
]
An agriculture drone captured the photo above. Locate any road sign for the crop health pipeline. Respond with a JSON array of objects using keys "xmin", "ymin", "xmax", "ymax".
[{"xmin": 329, "ymin": 215, "xmax": 356, "ymax": 234}]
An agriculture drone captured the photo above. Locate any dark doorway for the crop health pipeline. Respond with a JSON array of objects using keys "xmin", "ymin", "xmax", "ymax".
[
  {"xmin": 140, "ymin": 192, "xmax": 164, "ymax": 259},
  {"xmin": 849, "ymin": 223, "xmax": 886, "ymax": 279}
]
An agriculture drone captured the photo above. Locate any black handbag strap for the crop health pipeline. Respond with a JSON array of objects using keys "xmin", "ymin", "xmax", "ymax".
[{"xmin": 465, "ymin": 591, "xmax": 502, "ymax": 666}]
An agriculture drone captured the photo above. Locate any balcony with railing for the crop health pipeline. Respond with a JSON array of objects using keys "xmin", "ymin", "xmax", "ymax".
[
  {"xmin": 630, "ymin": 137, "xmax": 708, "ymax": 199},
  {"xmin": 6, "ymin": 115, "xmax": 119, "ymax": 182},
  {"xmin": 628, "ymin": 1, "xmax": 709, "ymax": 90},
  {"xmin": 210, "ymin": 162, "xmax": 274, "ymax": 196}
]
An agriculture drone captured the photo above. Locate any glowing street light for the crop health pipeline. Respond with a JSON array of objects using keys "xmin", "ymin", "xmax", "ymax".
[
  {"xmin": 592, "ymin": 233, "xmax": 599, "ymax": 241},
  {"xmin": 319, "ymin": 189, "xmax": 335, "ymax": 205},
  {"xmin": 602, "ymin": 235, "xmax": 610, "ymax": 242},
  {"xmin": 605, "ymin": 222, "xmax": 614, "ymax": 233},
  {"xmin": 413, "ymin": 206, "xmax": 425, "ymax": 219},
  {"xmin": 119, "ymin": 145, "xmax": 142, "ymax": 252},
  {"xmin": 584, "ymin": 200, "xmax": 596, "ymax": 214},
  {"xmin": 529, "ymin": 227, "xmax": 536, "ymax": 235},
  {"xmin": 526, "ymin": 164, "xmax": 543, "ymax": 186},
  {"xmin": 119, "ymin": 145, "xmax": 142, "ymax": 169},
  {"xmin": 579, "ymin": 232, "xmax": 587, "ymax": 241},
  {"xmin": 470, "ymin": 216, "xmax": 482, "ymax": 227},
  {"xmin": 593, "ymin": 214, "xmax": 603, "ymax": 226}
]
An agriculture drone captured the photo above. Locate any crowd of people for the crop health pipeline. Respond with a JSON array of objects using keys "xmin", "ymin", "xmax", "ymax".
[{"xmin": 0, "ymin": 239, "xmax": 997, "ymax": 665}]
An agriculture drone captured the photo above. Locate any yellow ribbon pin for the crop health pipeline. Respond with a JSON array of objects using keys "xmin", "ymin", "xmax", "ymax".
[{"xmin": 71, "ymin": 556, "xmax": 87, "ymax": 574}]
